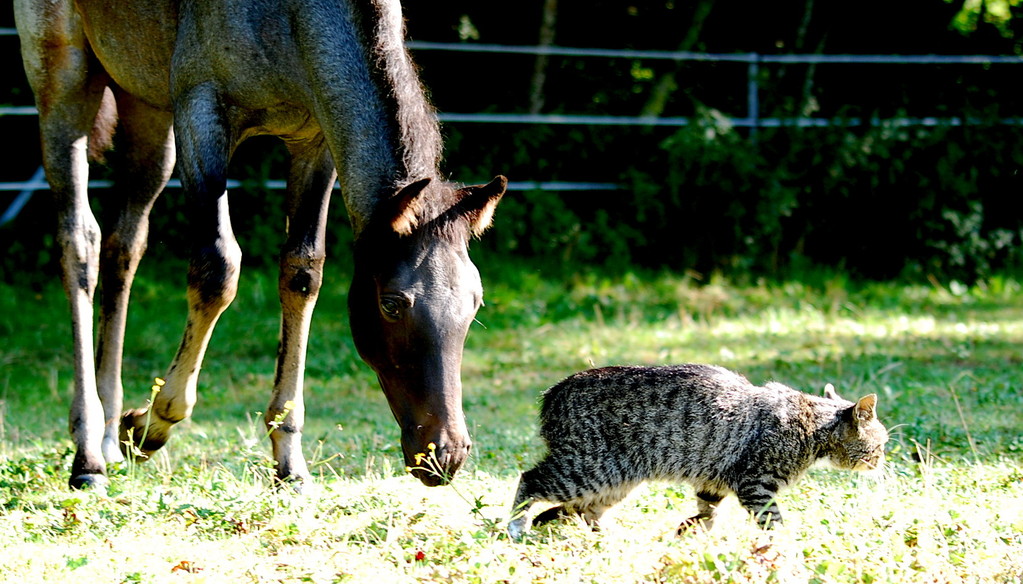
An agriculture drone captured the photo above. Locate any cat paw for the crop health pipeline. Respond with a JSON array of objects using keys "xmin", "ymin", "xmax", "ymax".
[
  {"xmin": 507, "ymin": 516, "xmax": 529, "ymax": 540},
  {"xmin": 677, "ymin": 514, "xmax": 714, "ymax": 535},
  {"xmin": 531, "ymin": 505, "xmax": 568, "ymax": 526}
]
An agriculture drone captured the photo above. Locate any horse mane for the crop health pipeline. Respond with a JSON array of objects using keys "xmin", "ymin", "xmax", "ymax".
[
  {"xmin": 409, "ymin": 183, "xmax": 479, "ymax": 242},
  {"xmin": 360, "ymin": 0, "xmax": 443, "ymax": 186},
  {"xmin": 419, "ymin": 186, "xmax": 481, "ymax": 242}
]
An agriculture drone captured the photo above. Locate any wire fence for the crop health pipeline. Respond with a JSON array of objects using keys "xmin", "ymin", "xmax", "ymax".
[{"xmin": 2, "ymin": 33, "xmax": 1022, "ymax": 221}]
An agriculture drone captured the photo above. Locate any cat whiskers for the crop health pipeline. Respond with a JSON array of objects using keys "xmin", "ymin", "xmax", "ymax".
[
  {"xmin": 883, "ymin": 423, "xmax": 909, "ymax": 444},
  {"xmin": 859, "ymin": 454, "xmax": 894, "ymax": 485}
]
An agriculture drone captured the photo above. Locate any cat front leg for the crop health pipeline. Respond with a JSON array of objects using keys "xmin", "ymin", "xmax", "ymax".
[
  {"xmin": 507, "ymin": 474, "xmax": 538, "ymax": 540},
  {"xmin": 735, "ymin": 480, "xmax": 783, "ymax": 528},
  {"xmin": 507, "ymin": 462, "xmax": 572, "ymax": 539}
]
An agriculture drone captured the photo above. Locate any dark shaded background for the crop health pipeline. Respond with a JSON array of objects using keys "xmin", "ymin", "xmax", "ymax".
[{"xmin": 2, "ymin": 0, "xmax": 1021, "ymax": 283}]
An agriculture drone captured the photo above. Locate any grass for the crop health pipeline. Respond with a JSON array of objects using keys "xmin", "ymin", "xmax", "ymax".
[{"xmin": 1, "ymin": 256, "xmax": 1021, "ymax": 583}]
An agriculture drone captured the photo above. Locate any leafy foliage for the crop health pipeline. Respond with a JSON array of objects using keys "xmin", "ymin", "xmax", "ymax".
[{"xmin": 3, "ymin": 1, "xmax": 1023, "ymax": 284}]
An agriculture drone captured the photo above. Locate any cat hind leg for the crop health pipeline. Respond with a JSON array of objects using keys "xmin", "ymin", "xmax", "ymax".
[
  {"xmin": 508, "ymin": 463, "xmax": 576, "ymax": 539},
  {"xmin": 678, "ymin": 490, "xmax": 724, "ymax": 535},
  {"xmin": 522, "ymin": 497, "xmax": 614, "ymax": 532},
  {"xmin": 531, "ymin": 505, "xmax": 569, "ymax": 526},
  {"xmin": 507, "ymin": 461, "xmax": 633, "ymax": 539}
]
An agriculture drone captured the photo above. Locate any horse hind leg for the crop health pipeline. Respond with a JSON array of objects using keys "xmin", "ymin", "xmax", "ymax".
[
  {"xmin": 16, "ymin": 0, "xmax": 114, "ymax": 489},
  {"xmin": 95, "ymin": 91, "xmax": 174, "ymax": 465},
  {"xmin": 265, "ymin": 138, "xmax": 335, "ymax": 489},
  {"xmin": 121, "ymin": 84, "xmax": 239, "ymax": 460}
]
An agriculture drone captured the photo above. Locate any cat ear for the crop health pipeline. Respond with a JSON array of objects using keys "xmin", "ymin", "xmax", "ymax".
[
  {"xmin": 853, "ymin": 394, "xmax": 878, "ymax": 424},
  {"xmin": 823, "ymin": 383, "xmax": 842, "ymax": 401},
  {"xmin": 389, "ymin": 178, "xmax": 432, "ymax": 235}
]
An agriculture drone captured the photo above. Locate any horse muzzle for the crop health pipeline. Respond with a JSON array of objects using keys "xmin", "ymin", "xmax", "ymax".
[
  {"xmin": 371, "ymin": 359, "xmax": 474, "ymax": 486},
  {"xmin": 402, "ymin": 423, "xmax": 472, "ymax": 486}
]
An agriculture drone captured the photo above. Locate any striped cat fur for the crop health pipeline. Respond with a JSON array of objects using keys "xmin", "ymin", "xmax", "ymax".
[{"xmin": 507, "ymin": 364, "xmax": 888, "ymax": 539}]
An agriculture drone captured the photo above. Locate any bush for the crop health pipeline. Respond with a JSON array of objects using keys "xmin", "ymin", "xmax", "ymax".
[
  {"xmin": 4, "ymin": 113, "xmax": 1021, "ymax": 285},
  {"xmin": 611, "ymin": 110, "xmax": 1022, "ymax": 281}
]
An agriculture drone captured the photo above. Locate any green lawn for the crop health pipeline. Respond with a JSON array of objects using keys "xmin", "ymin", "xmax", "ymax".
[{"xmin": 1, "ymin": 257, "xmax": 1021, "ymax": 583}]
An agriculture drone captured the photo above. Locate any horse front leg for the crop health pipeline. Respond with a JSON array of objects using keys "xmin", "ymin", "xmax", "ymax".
[
  {"xmin": 16, "ymin": 0, "xmax": 113, "ymax": 489},
  {"xmin": 265, "ymin": 139, "xmax": 335, "ymax": 488},
  {"xmin": 52, "ymin": 127, "xmax": 107, "ymax": 489},
  {"xmin": 121, "ymin": 85, "xmax": 239, "ymax": 460},
  {"xmin": 95, "ymin": 93, "xmax": 175, "ymax": 465}
]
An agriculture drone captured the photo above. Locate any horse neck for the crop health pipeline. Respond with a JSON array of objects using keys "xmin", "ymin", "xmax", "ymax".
[{"xmin": 291, "ymin": 0, "xmax": 443, "ymax": 236}]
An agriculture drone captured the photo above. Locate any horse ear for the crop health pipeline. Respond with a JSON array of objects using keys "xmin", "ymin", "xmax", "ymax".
[
  {"xmin": 390, "ymin": 178, "xmax": 432, "ymax": 236},
  {"xmin": 458, "ymin": 175, "xmax": 507, "ymax": 236},
  {"xmin": 824, "ymin": 383, "xmax": 842, "ymax": 401},
  {"xmin": 853, "ymin": 394, "xmax": 878, "ymax": 424}
]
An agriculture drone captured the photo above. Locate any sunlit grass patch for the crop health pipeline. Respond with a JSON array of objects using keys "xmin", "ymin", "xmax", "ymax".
[{"xmin": 1, "ymin": 264, "xmax": 1021, "ymax": 582}]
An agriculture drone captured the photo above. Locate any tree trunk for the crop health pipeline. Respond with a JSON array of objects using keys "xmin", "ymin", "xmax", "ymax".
[
  {"xmin": 640, "ymin": 0, "xmax": 717, "ymax": 118},
  {"xmin": 528, "ymin": 0, "xmax": 558, "ymax": 115}
]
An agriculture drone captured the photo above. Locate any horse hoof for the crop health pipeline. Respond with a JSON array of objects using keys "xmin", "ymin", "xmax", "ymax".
[
  {"xmin": 119, "ymin": 408, "xmax": 168, "ymax": 459},
  {"xmin": 275, "ymin": 473, "xmax": 309, "ymax": 494},
  {"xmin": 69, "ymin": 472, "xmax": 109, "ymax": 492}
]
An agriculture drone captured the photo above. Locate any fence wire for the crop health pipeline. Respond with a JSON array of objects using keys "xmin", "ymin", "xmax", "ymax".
[{"xmin": 2, "ymin": 37, "xmax": 1021, "ymax": 217}]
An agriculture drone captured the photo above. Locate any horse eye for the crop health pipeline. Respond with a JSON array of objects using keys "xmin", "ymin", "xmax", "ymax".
[{"xmin": 380, "ymin": 296, "xmax": 403, "ymax": 320}]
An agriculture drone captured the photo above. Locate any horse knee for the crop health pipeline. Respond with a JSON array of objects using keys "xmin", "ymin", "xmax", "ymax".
[
  {"xmin": 57, "ymin": 213, "xmax": 102, "ymax": 293},
  {"xmin": 265, "ymin": 402, "xmax": 303, "ymax": 435},
  {"xmin": 279, "ymin": 255, "xmax": 324, "ymax": 300}
]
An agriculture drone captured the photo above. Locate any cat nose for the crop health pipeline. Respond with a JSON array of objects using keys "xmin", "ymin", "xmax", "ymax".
[{"xmin": 860, "ymin": 450, "xmax": 884, "ymax": 470}]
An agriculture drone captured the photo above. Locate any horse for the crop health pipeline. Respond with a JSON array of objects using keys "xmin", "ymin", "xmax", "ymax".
[{"xmin": 14, "ymin": 0, "xmax": 506, "ymax": 490}]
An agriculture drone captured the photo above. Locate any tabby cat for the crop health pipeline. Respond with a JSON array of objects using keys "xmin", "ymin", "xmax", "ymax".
[{"xmin": 507, "ymin": 364, "xmax": 888, "ymax": 539}]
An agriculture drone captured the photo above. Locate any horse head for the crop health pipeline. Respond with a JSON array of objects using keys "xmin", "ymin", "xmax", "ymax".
[{"xmin": 349, "ymin": 175, "xmax": 506, "ymax": 486}]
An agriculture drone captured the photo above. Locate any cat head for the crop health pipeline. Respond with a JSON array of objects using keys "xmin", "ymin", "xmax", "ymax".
[{"xmin": 823, "ymin": 385, "xmax": 889, "ymax": 471}]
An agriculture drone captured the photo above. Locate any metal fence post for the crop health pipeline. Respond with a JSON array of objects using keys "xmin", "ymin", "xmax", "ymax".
[
  {"xmin": 748, "ymin": 53, "xmax": 760, "ymax": 142},
  {"xmin": 0, "ymin": 167, "xmax": 46, "ymax": 226}
]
